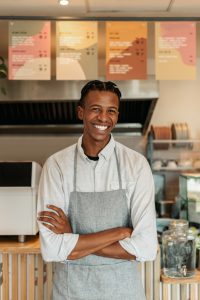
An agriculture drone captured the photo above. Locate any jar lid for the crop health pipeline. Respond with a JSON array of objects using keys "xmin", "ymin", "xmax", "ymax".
[{"xmin": 169, "ymin": 219, "xmax": 189, "ymax": 231}]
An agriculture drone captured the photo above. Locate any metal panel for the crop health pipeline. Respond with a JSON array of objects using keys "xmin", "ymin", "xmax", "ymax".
[{"xmin": 0, "ymin": 77, "xmax": 159, "ymax": 101}]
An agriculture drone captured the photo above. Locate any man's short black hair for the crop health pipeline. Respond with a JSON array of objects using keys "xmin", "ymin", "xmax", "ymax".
[{"xmin": 78, "ymin": 80, "xmax": 121, "ymax": 107}]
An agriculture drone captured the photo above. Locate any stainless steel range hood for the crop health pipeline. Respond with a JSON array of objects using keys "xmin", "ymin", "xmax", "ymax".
[{"xmin": 0, "ymin": 77, "xmax": 159, "ymax": 135}]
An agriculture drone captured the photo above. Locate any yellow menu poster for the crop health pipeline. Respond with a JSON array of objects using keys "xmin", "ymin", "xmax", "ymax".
[
  {"xmin": 56, "ymin": 21, "xmax": 98, "ymax": 80},
  {"xmin": 106, "ymin": 22, "xmax": 147, "ymax": 80},
  {"xmin": 155, "ymin": 22, "xmax": 196, "ymax": 80},
  {"xmin": 9, "ymin": 21, "xmax": 51, "ymax": 80}
]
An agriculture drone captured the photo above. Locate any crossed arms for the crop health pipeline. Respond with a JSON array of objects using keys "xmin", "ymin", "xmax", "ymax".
[{"xmin": 38, "ymin": 204, "xmax": 135, "ymax": 261}]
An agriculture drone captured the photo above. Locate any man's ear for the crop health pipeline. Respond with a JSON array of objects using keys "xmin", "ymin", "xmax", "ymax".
[{"xmin": 77, "ymin": 106, "xmax": 84, "ymax": 120}]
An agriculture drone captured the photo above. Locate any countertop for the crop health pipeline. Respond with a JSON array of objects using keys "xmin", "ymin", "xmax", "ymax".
[{"xmin": 0, "ymin": 235, "xmax": 40, "ymax": 254}]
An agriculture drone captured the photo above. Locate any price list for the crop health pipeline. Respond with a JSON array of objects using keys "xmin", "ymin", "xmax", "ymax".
[
  {"xmin": 155, "ymin": 22, "xmax": 196, "ymax": 80},
  {"xmin": 106, "ymin": 22, "xmax": 147, "ymax": 80},
  {"xmin": 56, "ymin": 21, "xmax": 98, "ymax": 80},
  {"xmin": 9, "ymin": 21, "xmax": 51, "ymax": 80}
]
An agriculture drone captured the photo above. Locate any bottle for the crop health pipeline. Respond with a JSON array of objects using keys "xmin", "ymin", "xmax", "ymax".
[{"xmin": 162, "ymin": 219, "xmax": 196, "ymax": 278}]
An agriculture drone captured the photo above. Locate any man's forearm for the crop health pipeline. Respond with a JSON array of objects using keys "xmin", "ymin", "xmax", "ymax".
[
  {"xmin": 94, "ymin": 242, "xmax": 135, "ymax": 260},
  {"xmin": 67, "ymin": 227, "xmax": 132, "ymax": 260}
]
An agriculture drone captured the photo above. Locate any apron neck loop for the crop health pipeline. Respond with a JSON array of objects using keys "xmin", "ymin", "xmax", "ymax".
[
  {"xmin": 73, "ymin": 144, "xmax": 122, "ymax": 191},
  {"xmin": 114, "ymin": 147, "xmax": 122, "ymax": 189},
  {"xmin": 73, "ymin": 145, "xmax": 78, "ymax": 191}
]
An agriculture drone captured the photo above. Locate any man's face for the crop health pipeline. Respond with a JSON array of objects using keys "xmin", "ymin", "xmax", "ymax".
[{"xmin": 77, "ymin": 90, "xmax": 119, "ymax": 144}]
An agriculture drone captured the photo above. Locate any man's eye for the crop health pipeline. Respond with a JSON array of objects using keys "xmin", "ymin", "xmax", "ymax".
[
  {"xmin": 108, "ymin": 109, "xmax": 118, "ymax": 114},
  {"xmin": 91, "ymin": 107, "xmax": 100, "ymax": 112}
]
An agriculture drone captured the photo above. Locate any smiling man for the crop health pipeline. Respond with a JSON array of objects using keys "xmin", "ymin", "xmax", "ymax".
[{"xmin": 37, "ymin": 80, "xmax": 157, "ymax": 300}]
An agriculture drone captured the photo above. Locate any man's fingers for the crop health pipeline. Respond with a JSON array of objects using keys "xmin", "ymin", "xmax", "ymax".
[
  {"xmin": 41, "ymin": 222, "xmax": 60, "ymax": 234},
  {"xmin": 38, "ymin": 216, "xmax": 62, "ymax": 229},
  {"xmin": 47, "ymin": 205, "xmax": 67, "ymax": 219},
  {"xmin": 38, "ymin": 206, "xmax": 71, "ymax": 234},
  {"xmin": 38, "ymin": 210, "xmax": 63, "ymax": 224}
]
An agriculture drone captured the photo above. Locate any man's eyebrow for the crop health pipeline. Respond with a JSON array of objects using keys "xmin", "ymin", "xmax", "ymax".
[
  {"xmin": 88, "ymin": 104, "xmax": 118, "ymax": 110},
  {"xmin": 108, "ymin": 106, "xmax": 118, "ymax": 109}
]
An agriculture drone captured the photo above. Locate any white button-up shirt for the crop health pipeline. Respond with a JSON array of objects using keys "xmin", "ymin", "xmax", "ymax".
[{"xmin": 37, "ymin": 135, "xmax": 157, "ymax": 262}]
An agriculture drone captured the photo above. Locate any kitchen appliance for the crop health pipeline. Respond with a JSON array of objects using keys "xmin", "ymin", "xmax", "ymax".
[
  {"xmin": 179, "ymin": 173, "xmax": 200, "ymax": 226},
  {"xmin": 0, "ymin": 161, "xmax": 42, "ymax": 242},
  {"xmin": 0, "ymin": 78, "xmax": 159, "ymax": 166},
  {"xmin": 0, "ymin": 78, "xmax": 158, "ymax": 136}
]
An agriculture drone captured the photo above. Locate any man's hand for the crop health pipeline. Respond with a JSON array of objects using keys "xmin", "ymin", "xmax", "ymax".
[{"xmin": 38, "ymin": 205, "xmax": 72, "ymax": 234}]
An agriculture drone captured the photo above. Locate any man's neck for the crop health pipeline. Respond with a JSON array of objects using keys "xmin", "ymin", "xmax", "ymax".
[{"xmin": 81, "ymin": 136, "xmax": 110, "ymax": 157}]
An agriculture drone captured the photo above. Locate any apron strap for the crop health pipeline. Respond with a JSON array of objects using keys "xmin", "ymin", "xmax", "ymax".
[
  {"xmin": 114, "ymin": 147, "xmax": 122, "ymax": 189},
  {"xmin": 73, "ymin": 144, "xmax": 122, "ymax": 191},
  {"xmin": 73, "ymin": 145, "xmax": 78, "ymax": 192}
]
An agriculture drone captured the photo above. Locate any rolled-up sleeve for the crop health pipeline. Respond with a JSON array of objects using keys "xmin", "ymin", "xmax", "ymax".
[
  {"xmin": 119, "ymin": 157, "xmax": 158, "ymax": 261},
  {"xmin": 37, "ymin": 158, "xmax": 79, "ymax": 262}
]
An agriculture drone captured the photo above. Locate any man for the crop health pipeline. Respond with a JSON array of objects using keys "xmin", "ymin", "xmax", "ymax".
[{"xmin": 37, "ymin": 80, "xmax": 157, "ymax": 300}]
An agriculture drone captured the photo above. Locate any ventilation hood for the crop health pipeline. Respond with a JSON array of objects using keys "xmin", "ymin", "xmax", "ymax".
[{"xmin": 0, "ymin": 77, "xmax": 158, "ymax": 135}]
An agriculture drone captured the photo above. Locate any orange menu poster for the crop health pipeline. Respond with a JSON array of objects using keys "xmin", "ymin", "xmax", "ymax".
[
  {"xmin": 155, "ymin": 22, "xmax": 196, "ymax": 80},
  {"xmin": 106, "ymin": 22, "xmax": 147, "ymax": 80},
  {"xmin": 56, "ymin": 21, "xmax": 98, "ymax": 80},
  {"xmin": 9, "ymin": 21, "xmax": 51, "ymax": 80}
]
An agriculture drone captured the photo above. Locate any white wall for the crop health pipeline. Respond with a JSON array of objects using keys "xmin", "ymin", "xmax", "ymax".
[{"xmin": 151, "ymin": 60, "xmax": 200, "ymax": 138}]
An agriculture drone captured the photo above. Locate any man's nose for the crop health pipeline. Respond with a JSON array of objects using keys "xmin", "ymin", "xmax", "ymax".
[{"xmin": 98, "ymin": 110, "xmax": 108, "ymax": 121}]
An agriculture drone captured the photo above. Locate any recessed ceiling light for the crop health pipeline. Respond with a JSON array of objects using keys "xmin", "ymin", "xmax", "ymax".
[{"xmin": 59, "ymin": 0, "xmax": 69, "ymax": 6}]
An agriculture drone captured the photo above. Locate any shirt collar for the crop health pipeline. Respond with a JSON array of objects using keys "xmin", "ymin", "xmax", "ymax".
[
  {"xmin": 77, "ymin": 134, "xmax": 116, "ymax": 161},
  {"xmin": 99, "ymin": 135, "xmax": 116, "ymax": 161}
]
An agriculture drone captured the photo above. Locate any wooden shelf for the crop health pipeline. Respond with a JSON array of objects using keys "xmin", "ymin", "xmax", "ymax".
[
  {"xmin": 0, "ymin": 235, "xmax": 40, "ymax": 254},
  {"xmin": 161, "ymin": 269, "xmax": 200, "ymax": 284},
  {"xmin": 152, "ymin": 139, "xmax": 200, "ymax": 144},
  {"xmin": 153, "ymin": 167, "xmax": 197, "ymax": 172}
]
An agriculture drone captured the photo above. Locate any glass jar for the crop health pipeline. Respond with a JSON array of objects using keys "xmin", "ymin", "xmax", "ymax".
[{"xmin": 162, "ymin": 219, "xmax": 196, "ymax": 278}]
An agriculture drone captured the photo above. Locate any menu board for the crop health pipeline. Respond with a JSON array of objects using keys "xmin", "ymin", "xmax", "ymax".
[
  {"xmin": 9, "ymin": 21, "xmax": 51, "ymax": 80},
  {"xmin": 155, "ymin": 22, "xmax": 196, "ymax": 80},
  {"xmin": 106, "ymin": 22, "xmax": 147, "ymax": 80},
  {"xmin": 56, "ymin": 21, "xmax": 98, "ymax": 80}
]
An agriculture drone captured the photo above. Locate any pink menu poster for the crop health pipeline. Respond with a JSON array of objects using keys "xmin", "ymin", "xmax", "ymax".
[
  {"xmin": 106, "ymin": 22, "xmax": 147, "ymax": 80},
  {"xmin": 155, "ymin": 22, "xmax": 196, "ymax": 80},
  {"xmin": 9, "ymin": 21, "xmax": 51, "ymax": 80},
  {"xmin": 56, "ymin": 21, "xmax": 98, "ymax": 80}
]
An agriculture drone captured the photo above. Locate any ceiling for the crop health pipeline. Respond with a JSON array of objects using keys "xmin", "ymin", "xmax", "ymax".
[{"xmin": 0, "ymin": 0, "xmax": 200, "ymax": 18}]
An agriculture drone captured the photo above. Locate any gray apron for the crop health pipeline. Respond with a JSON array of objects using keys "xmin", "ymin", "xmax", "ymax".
[{"xmin": 52, "ymin": 146, "xmax": 146, "ymax": 300}]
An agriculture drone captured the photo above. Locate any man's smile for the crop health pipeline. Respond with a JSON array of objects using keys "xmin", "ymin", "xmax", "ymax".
[{"xmin": 93, "ymin": 124, "xmax": 109, "ymax": 131}]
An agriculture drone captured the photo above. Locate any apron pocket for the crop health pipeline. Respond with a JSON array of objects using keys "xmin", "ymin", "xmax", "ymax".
[{"xmin": 66, "ymin": 261, "xmax": 146, "ymax": 300}]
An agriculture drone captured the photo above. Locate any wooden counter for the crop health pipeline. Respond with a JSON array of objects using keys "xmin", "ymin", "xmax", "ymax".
[
  {"xmin": 0, "ymin": 236, "xmax": 161, "ymax": 300},
  {"xmin": 161, "ymin": 270, "xmax": 200, "ymax": 284},
  {"xmin": 0, "ymin": 235, "xmax": 52, "ymax": 300},
  {"xmin": 1, "ymin": 237, "xmax": 199, "ymax": 300},
  {"xmin": 0, "ymin": 235, "xmax": 40, "ymax": 254},
  {"xmin": 161, "ymin": 270, "xmax": 200, "ymax": 300}
]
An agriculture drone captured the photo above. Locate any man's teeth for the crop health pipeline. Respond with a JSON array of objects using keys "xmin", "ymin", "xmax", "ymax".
[{"xmin": 94, "ymin": 125, "xmax": 108, "ymax": 131}]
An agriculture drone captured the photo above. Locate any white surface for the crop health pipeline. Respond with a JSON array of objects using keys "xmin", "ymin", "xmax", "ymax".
[
  {"xmin": 0, "ymin": 187, "xmax": 38, "ymax": 235},
  {"xmin": 31, "ymin": 161, "xmax": 42, "ymax": 187}
]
